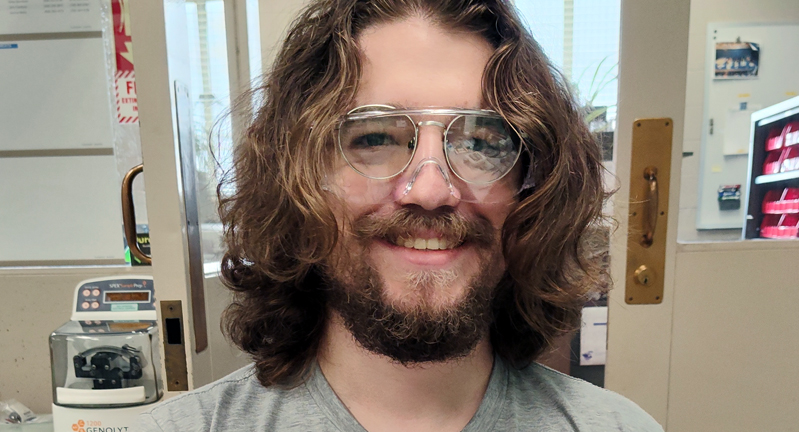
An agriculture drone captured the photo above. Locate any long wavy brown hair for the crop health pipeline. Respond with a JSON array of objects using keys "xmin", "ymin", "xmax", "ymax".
[{"xmin": 219, "ymin": 0, "xmax": 608, "ymax": 388}]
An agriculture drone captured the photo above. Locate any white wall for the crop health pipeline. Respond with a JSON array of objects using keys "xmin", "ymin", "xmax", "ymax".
[{"xmin": 678, "ymin": 0, "xmax": 799, "ymax": 242}]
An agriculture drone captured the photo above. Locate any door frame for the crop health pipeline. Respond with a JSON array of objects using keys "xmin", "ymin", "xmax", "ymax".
[
  {"xmin": 128, "ymin": 0, "xmax": 255, "ymax": 395},
  {"xmin": 605, "ymin": 0, "xmax": 691, "ymax": 427}
]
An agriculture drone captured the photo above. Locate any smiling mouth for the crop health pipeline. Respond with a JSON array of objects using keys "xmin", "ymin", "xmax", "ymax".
[
  {"xmin": 353, "ymin": 208, "xmax": 492, "ymax": 252},
  {"xmin": 389, "ymin": 236, "xmax": 462, "ymax": 250}
]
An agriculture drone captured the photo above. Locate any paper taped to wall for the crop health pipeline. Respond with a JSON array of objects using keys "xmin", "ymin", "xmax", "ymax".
[
  {"xmin": 0, "ymin": 0, "xmax": 101, "ymax": 35},
  {"xmin": 580, "ymin": 306, "xmax": 608, "ymax": 366},
  {"xmin": 0, "ymin": 38, "xmax": 113, "ymax": 151}
]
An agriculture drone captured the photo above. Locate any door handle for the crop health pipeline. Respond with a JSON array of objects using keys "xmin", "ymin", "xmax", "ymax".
[
  {"xmin": 121, "ymin": 164, "xmax": 152, "ymax": 265},
  {"xmin": 641, "ymin": 167, "xmax": 658, "ymax": 247}
]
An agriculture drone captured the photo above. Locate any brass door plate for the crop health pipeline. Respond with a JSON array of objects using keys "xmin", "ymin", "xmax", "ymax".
[
  {"xmin": 625, "ymin": 118, "xmax": 672, "ymax": 304},
  {"xmin": 160, "ymin": 300, "xmax": 189, "ymax": 391}
]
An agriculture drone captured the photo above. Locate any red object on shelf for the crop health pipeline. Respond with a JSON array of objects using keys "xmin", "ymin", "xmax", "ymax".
[
  {"xmin": 762, "ymin": 189, "xmax": 781, "ymax": 214},
  {"xmin": 763, "ymin": 149, "xmax": 783, "ymax": 174},
  {"xmin": 781, "ymin": 146, "xmax": 799, "ymax": 172},
  {"xmin": 784, "ymin": 121, "xmax": 799, "ymax": 147},
  {"xmin": 762, "ymin": 188, "xmax": 799, "ymax": 214},
  {"xmin": 783, "ymin": 188, "xmax": 799, "ymax": 213},
  {"xmin": 766, "ymin": 126, "xmax": 784, "ymax": 151},
  {"xmin": 760, "ymin": 213, "xmax": 799, "ymax": 239}
]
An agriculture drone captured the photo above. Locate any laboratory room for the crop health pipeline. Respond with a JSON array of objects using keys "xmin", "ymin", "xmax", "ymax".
[{"xmin": 0, "ymin": 0, "xmax": 797, "ymax": 431}]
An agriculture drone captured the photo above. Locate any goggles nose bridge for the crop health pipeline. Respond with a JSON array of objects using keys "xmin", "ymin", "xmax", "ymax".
[
  {"xmin": 411, "ymin": 118, "xmax": 449, "ymax": 161},
  {"xmin": 417, "ymin": 119, "xmax": 447, "ymax": 129},
  {"xmin": 400, "ymin": 157, "xmax": 460, "ymax": 200}
]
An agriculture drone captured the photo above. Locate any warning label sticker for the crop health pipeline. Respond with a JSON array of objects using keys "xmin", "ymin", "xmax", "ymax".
[
  {"xmin": 115, "ymin": 70, "xmax": 137, "ymax": 124},
  {"xmin": 113, "ymin": 0, "xmax": 137, "ymax": 124}
]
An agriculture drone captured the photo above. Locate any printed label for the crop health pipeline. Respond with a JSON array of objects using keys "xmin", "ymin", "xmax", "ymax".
[{"xmin": 111, "ymin": 303, "xmax": 138, "ymax": 312}]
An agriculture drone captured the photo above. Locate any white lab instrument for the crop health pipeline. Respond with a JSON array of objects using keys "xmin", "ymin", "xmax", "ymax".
[{"xmin": 49, "ymin": 276, "xmax": 162, "ymax": 431}]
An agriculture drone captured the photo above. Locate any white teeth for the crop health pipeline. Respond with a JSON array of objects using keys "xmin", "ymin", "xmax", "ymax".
[{"xmin": 398, "ymin": 237, "xmax": 455, "ymax": 250}]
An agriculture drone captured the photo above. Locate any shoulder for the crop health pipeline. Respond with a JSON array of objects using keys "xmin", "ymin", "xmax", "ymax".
[
  {"xmin": 134, "ymin": 364, "xmax": 307, "ymax": 432},
  {"xmin": 504, "ymin": 363, "xmax": 663, "ymax": 431}
]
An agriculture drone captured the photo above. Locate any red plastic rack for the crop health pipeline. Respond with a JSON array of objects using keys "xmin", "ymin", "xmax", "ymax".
[
  {"xmin": 762, "ymin": 188, "xmax": 799, "ymax": 214},
  {"xmin": 760, "ymin": 213, "xmax": 799, "ymax": 239},
  {"xmin": 762, "ymin": 122, "xmax": 799, "ymax": 175}
]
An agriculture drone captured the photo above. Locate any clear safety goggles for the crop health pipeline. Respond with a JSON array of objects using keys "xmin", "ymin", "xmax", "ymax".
[{"xmin": 328, "ymin": 105, "xmax": 528, "ymax": 204}]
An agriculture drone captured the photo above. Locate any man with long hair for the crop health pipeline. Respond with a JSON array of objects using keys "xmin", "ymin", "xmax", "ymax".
[{"xmin": 137, "ymin": 0, "xmax": 662, "ymax": 430}]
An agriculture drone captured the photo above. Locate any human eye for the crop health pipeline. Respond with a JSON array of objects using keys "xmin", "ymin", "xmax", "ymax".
[
  {"xmin": 349, "ymin": 132, "xmax": 398, "ymax": 150},
  {"xmin": 470, "ymin": 137, "xmax": 503, "ymax": 155},
  {"xmin": 451, "ymin": 132, "xmax": 507, "ymax": 158}
]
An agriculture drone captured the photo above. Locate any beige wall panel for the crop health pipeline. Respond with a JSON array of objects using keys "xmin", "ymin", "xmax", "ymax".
[
  {"xmin": 0, "ymin": 267, "xmax": 150, "ymax": 414},
  {"xmin": 668, "ymin": 245, "xmax": 799, "ymax": 431}
]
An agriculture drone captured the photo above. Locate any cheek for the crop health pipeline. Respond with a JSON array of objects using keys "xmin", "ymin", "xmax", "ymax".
[
  {"xmin": 478, "ymin": 201, "xmax": 515, "ymax": 231},
  {"xmin": 473, "ymin": 174, "xmax": 521, "ymax": 230},
  {"xmin": 329, "ymin": 166, "xmax": 368, "ymax": 216},
  {"xmin": 332, "ymin": 165, "xmax": 404, "ymax": 221},
  {"xmin": 330, "ymin": 177, "xmax": 388, "ymax": 236}
]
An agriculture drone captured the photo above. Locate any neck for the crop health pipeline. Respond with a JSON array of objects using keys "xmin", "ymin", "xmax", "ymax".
[{"xmin": 318, "ymin": 312, "xmax": 495, "ymax": 432}]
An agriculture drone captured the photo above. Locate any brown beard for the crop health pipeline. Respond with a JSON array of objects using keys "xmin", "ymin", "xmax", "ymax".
[{"xmin": 322, "ymin": 207, "xmax": 506, "ymax": 364}]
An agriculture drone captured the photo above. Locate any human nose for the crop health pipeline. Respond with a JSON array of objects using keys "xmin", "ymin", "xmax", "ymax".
[{"xmin": 396, "ymin": 125, "xmax": 461, "ymax": 210}]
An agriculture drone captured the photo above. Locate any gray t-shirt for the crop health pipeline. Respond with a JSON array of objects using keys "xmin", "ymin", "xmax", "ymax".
[{"xmin": 135, "ymin": 357, "xmax": 662, "ymax": 431}]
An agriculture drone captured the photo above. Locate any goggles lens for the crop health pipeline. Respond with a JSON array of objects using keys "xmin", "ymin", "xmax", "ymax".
[
  {"xmin": 445, "ymin": 115, "xmax": 519, "ymax": 183},
  {"xmin": 338, "ymin": 107, "xmax": 520, "ymax": 184},
  {"xmin": 339, "ymin": 114, "xmax": 417, "ymax": 179}
]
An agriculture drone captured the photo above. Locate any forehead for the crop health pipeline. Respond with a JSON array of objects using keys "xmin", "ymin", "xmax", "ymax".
[{"xmin": 355, "ymin": 17, "xmax": 494, "ymax": 110}]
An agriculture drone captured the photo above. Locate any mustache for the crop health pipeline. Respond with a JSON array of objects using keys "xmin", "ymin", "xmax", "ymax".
[{"xmin": 351, "ymin": 208, "xmax": 496, "ymax": 248}]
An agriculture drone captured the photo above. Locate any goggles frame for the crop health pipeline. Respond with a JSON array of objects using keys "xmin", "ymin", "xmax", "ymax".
[{"xmin": 337, "ymin": 104, "xmax": 523, "ymax": 186}]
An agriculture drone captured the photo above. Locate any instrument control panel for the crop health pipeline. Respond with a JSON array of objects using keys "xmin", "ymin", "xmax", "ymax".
[{"xmin": 70, "ymin": 276, "xmax": 156, "ymax": 321}]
